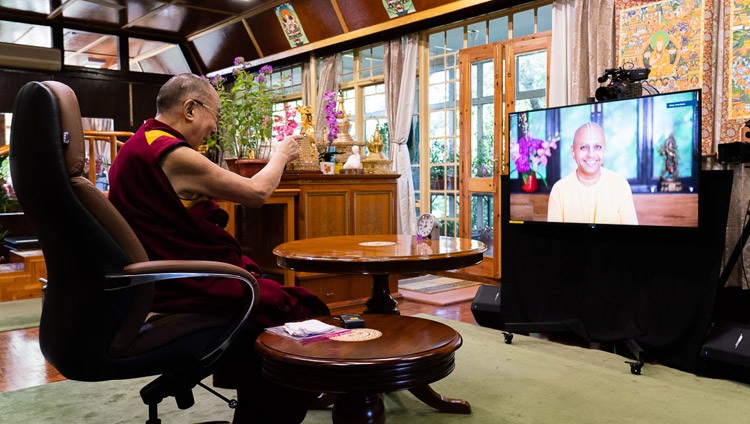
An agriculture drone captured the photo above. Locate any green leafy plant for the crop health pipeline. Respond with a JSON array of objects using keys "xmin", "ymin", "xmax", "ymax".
[{"xmin": 208, "ymin": 58, "xmax": 285, "ymax": 159}]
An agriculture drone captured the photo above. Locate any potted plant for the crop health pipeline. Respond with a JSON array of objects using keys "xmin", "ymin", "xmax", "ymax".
[{"xmin": 209, "ymin": 58, "xmax": 285, "ymax": 174}]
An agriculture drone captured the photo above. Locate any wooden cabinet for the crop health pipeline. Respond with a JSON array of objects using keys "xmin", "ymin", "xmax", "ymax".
[
  {"xmin": 280, "ymin": 174, "xmax": 397, "ymax": 239},
  {"xmin": 221, "ymin": 174, "xmax": 399, "ymax": 311},
  {"xmin": 0, "ymin": 249, "xmax": 46, "ymax": 301}
]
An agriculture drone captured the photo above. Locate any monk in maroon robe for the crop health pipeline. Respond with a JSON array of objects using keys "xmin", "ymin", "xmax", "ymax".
[{"xmin": 109, "ymin": 73, "xmax": 328, "ymax": 424}]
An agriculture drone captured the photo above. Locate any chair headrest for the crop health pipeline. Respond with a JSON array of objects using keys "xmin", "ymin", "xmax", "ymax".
[{"xmin": 38, "ymin": 81, "xmax": 86, "ymax": 178}]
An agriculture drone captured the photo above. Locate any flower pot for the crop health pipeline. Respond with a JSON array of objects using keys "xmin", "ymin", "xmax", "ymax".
[
  {"xmin": 320, "ymin": 161, "xmax": 335, "ymax": 174},
  {"xmin": 224, "ymin": 158, "xmax": 239, "ymax": 173},
  {"xmin": 521, "ymin": 172, "xmax": 538, "ymax": 193},
  {"xmin": 236, "ymin": 158, "xmax": 269, "ymax": 178}
]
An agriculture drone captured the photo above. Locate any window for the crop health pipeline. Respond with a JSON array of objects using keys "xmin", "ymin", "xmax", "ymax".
[
  {"xmin": 514, "ymin": 50, "xmax": 548, "ymax": 112},
  {"xmin": 129, "ymin": 38, "xmax": 190, "ymax": 75},
  {"xmin": 272, "ymin": 64, "xmax": 303, "ymax": 98},
  {"xmin": 271, "ymin": 65, "xmax": 304, "ymax": 140},
  {"xmin": 0, "ymin": 21, "xmax": 51, "ymax": 47},
  {"xmin": 63, "ymin": 29, "xmax": 118, "ymax": 69},
  {"xmin": 61, "ymin": 29, "xmax": 190, "ymax": 74},
  {"xmin": 337, "ymin": 45, "xmax": 387, "ymax": 157},
  {"xmin": 423, "ymin": 2, "xmax": 552, "ymax": 236},
  {"xmin": 426, "ymin": 28, "xmax": 461, "ymax": 236}
]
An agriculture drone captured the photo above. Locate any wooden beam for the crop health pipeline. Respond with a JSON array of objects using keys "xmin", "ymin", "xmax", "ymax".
[
  {"xmin": 330, "ymin": 0, "xmax": 350, "ymax": 33},
  {"xmin": 243, "ymin": 20, "xmax": 264, "ymax": 58}
]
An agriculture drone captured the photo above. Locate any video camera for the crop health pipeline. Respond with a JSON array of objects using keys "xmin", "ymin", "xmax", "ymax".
[{"xmin": 594, "ymin": 66, "xmax": 651, "ymax": 102}]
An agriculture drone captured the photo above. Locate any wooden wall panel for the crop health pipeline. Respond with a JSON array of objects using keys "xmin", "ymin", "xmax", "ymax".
[
  {"xmin": 245, "ymin": 9, "xmax": 293, "ymax": 57},
  {"xmin": 61, "ymin": 77, "xmax": 128, "ymax": 122},
  {"xmin": 0, "ymin": 71, "xmax": 45, "ymax": 113},
  {"xmin": 247, "ymin": 0, "xmax": 344, "ymax": 58},
  {"xmin": 290, "ymin": 0, "xmax": 343, "ymax": 42},
  {"xmin": 338, "ymin": 0, "xmax": 462, "ymax": 32},
  {"xmin": 336, "ymin": 1, "xmax": 391, "ymax": 31},
  {"xmin": 192, "ymin": 22, "xmax": 259, "ymax": 72},
  {"xmin": 130, "ymin": 82, "xmax": 162, "ymax": 132}
]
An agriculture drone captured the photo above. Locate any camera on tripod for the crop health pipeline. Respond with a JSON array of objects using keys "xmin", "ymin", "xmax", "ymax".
[{"xmin": 595, "ymin": 66, "xmax": 651, "ymax": 101}]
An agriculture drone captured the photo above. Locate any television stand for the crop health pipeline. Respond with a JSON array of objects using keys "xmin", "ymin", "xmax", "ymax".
[{"xmin": 502, "ymin": 322, "xmax": 646, "ymax": 375}]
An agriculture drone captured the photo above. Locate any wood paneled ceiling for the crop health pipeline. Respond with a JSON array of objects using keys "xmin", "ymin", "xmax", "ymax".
[{"xmin": 0, "ymin": 0, "xmax": 527, "ymax": 74}]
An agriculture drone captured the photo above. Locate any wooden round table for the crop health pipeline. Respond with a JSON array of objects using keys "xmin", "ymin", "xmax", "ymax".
[
  {"xmin": 273, "ymin": 235, "xmax": 486, "ymax": 314},
  {"xmin": 255, "ymin": 314, "xmax": 470, "ymax": 424}
]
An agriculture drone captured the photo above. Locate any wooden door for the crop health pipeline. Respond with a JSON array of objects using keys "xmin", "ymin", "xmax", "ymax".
[{"xmin": 458, "ymin": 33, "xmax": 550, "ymax": 280}]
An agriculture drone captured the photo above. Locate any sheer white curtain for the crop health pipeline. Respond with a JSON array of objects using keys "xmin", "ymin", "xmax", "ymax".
[
  {"xmin": 384, "ymin": 33, "xmax": 418, "ymax": 235},
  {"xmin": 550, "ymin": 0, "xmax": 576, "ymax": 107},
  {"xmin": 571, "ymin": 0, "xmax": 615, "ymax": 104},
  {"xmin": 314, "ymin": 55, "xmax": 338, "ymax": 153},
  {"xmin": 80, "ymin": 117, "xmax": 114, "ymax": 160},
  {"xmin": 301, "ymin": 60, "xmax": 312, "ymax": 107}
]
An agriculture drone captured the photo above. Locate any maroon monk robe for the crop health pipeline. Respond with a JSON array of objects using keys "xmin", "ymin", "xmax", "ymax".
[{"xmin": 108, "ymin": 119, "xmax": 329, "ymax": 389}]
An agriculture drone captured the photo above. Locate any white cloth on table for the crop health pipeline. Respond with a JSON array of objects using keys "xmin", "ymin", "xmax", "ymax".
[{"xmin": 282, "ymin": 319, "xmax": 340, "ymax": 337}]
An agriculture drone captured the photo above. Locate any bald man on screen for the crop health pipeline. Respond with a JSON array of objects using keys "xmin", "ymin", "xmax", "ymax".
[{"xmin": 547, "ymin": 122, "xmax": 638, "ymax": 225}]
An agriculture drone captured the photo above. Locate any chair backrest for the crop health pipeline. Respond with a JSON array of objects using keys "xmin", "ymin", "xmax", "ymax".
[{"xmin": 9, "ymin": 81, "xmax": 154, "ymax": 380}]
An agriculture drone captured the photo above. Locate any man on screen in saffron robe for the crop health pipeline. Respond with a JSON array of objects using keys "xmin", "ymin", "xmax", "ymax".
[
  {"xmin": 547, "ymin": 122, "xmax": 639, "ymax": 225},
  {"xmin": 108, "ymin": 73, "xmax": 329, "ymax": 424}
]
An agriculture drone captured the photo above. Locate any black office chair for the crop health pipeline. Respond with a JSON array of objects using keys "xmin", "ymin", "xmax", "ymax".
[{"xmin": 9, "ymin": 80, "xmax": 258, "ymax": 423}]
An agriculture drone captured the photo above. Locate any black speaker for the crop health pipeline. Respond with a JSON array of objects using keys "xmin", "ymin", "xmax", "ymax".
[
  {"xmin": 701, "ymin": 321, "xmax": 750, "ymax": 367},
  {"xmin": 471, "ymin": 284, "xmax": 503, "ymax": 329},
  {"xmin": 700, "ymin": 321, "xmax": 750, "ymax": 381}
]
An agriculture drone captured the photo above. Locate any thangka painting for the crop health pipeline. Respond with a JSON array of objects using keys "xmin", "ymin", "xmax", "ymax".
[
  {"xmin": 276, "ymin": 3, "xmax": 309, "ymax": 48},
  {"xmin": 617, "ymin": 0, "xmax": 704, "ymax": 93},
  {"xmin": 729, "ymin": 1, "xmax": 750, "ymax": 120},
  {"xmin": 382, "ymin": 0, "xmax": 416, "ymax": 18},
  {"xmin": 616, "ymin": 0, "xmax": 715, "ymax": 154}
]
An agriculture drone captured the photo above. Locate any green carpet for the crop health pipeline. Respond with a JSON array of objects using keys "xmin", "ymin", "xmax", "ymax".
[
  {"xmin": 2, "ymin": 314, "xmax": 750, "ymax": 423},
  {"xmin": 0, "ymin": 298, "xmax": 42, "ymax": 332}
]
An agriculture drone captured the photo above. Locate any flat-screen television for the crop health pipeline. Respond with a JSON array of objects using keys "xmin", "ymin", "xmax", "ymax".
[{"xmin": 507, "ymin": 89, "xmax": 701, "ymax": 228}]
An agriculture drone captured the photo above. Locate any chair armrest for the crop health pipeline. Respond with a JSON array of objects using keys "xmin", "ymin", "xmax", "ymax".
[
  {"xmin": 105, "ymin": 259, "xmax": 258, "ymax": 366},
  {"xmin": 105, "ymin": 260, "xmax": 256, "ymax": 289}
]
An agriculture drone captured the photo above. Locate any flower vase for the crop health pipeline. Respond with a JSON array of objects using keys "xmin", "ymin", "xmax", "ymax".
[{"xmin": 521, "ymin": 172, "xmax": 538, "ymax": 193}]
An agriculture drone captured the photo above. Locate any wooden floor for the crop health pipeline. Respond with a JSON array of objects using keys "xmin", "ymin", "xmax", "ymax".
[{"xmin": 0, "ymin": 298, "xmax": 479, "ymax": 393}]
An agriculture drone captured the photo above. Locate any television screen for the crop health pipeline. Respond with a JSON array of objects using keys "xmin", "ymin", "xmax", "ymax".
[{"xmin": 507, "ymin": 89, "xmax": 701, "ymax": 228}]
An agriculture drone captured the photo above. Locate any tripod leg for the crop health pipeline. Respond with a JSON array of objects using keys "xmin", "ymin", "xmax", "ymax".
[{"xmin": 718, "ymin": 209, "xmax": 750, "ymax": 287}]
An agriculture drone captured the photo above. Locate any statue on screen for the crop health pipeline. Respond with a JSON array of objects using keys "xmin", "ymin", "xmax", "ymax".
[{"xmin": 658, "ymin": 134, "xmax": 681, "ymax": 192}]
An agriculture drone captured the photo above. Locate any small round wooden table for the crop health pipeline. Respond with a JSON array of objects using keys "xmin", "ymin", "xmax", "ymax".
[
  {"xmin": 255, "ymin": 314, "xmax": 471, "ymax": 424},
  {"xmin": 273, "ymin": 235, "xmax": 486, "ymax": 314}
]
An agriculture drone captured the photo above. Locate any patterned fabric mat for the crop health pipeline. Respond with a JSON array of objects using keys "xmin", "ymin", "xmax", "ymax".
[{"xmin": 398, "ymin": 275, "xmax": 480, "ymax": 294}]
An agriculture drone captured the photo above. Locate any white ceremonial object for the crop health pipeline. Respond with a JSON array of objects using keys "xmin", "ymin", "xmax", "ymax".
[{"xmin": 343, "ymin": 145, "xmax": 361, "ymax": 169}]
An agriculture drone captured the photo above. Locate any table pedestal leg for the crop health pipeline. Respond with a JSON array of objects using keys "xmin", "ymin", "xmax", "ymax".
[
  {"xmin": 332, "ymin": 392, "xmax": 385, "ymax": 424},
  {"xmin": 364, "ymin": 274, "xmax": 399, "ymax": 314},
  {"xmin": 409, "ymin": 385, "xmax": 472, "ymax": 414}
]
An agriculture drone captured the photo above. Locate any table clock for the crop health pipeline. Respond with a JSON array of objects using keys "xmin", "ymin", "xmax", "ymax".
[{"xmin": 417, "ymin": 213, "xmax": 440, "ymax": 239}]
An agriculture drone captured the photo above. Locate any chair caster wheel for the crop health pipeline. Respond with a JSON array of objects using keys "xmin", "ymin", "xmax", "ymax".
[{"xmin": 503, "ymin": 332, "xmax": 513, "ymax": 344}]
